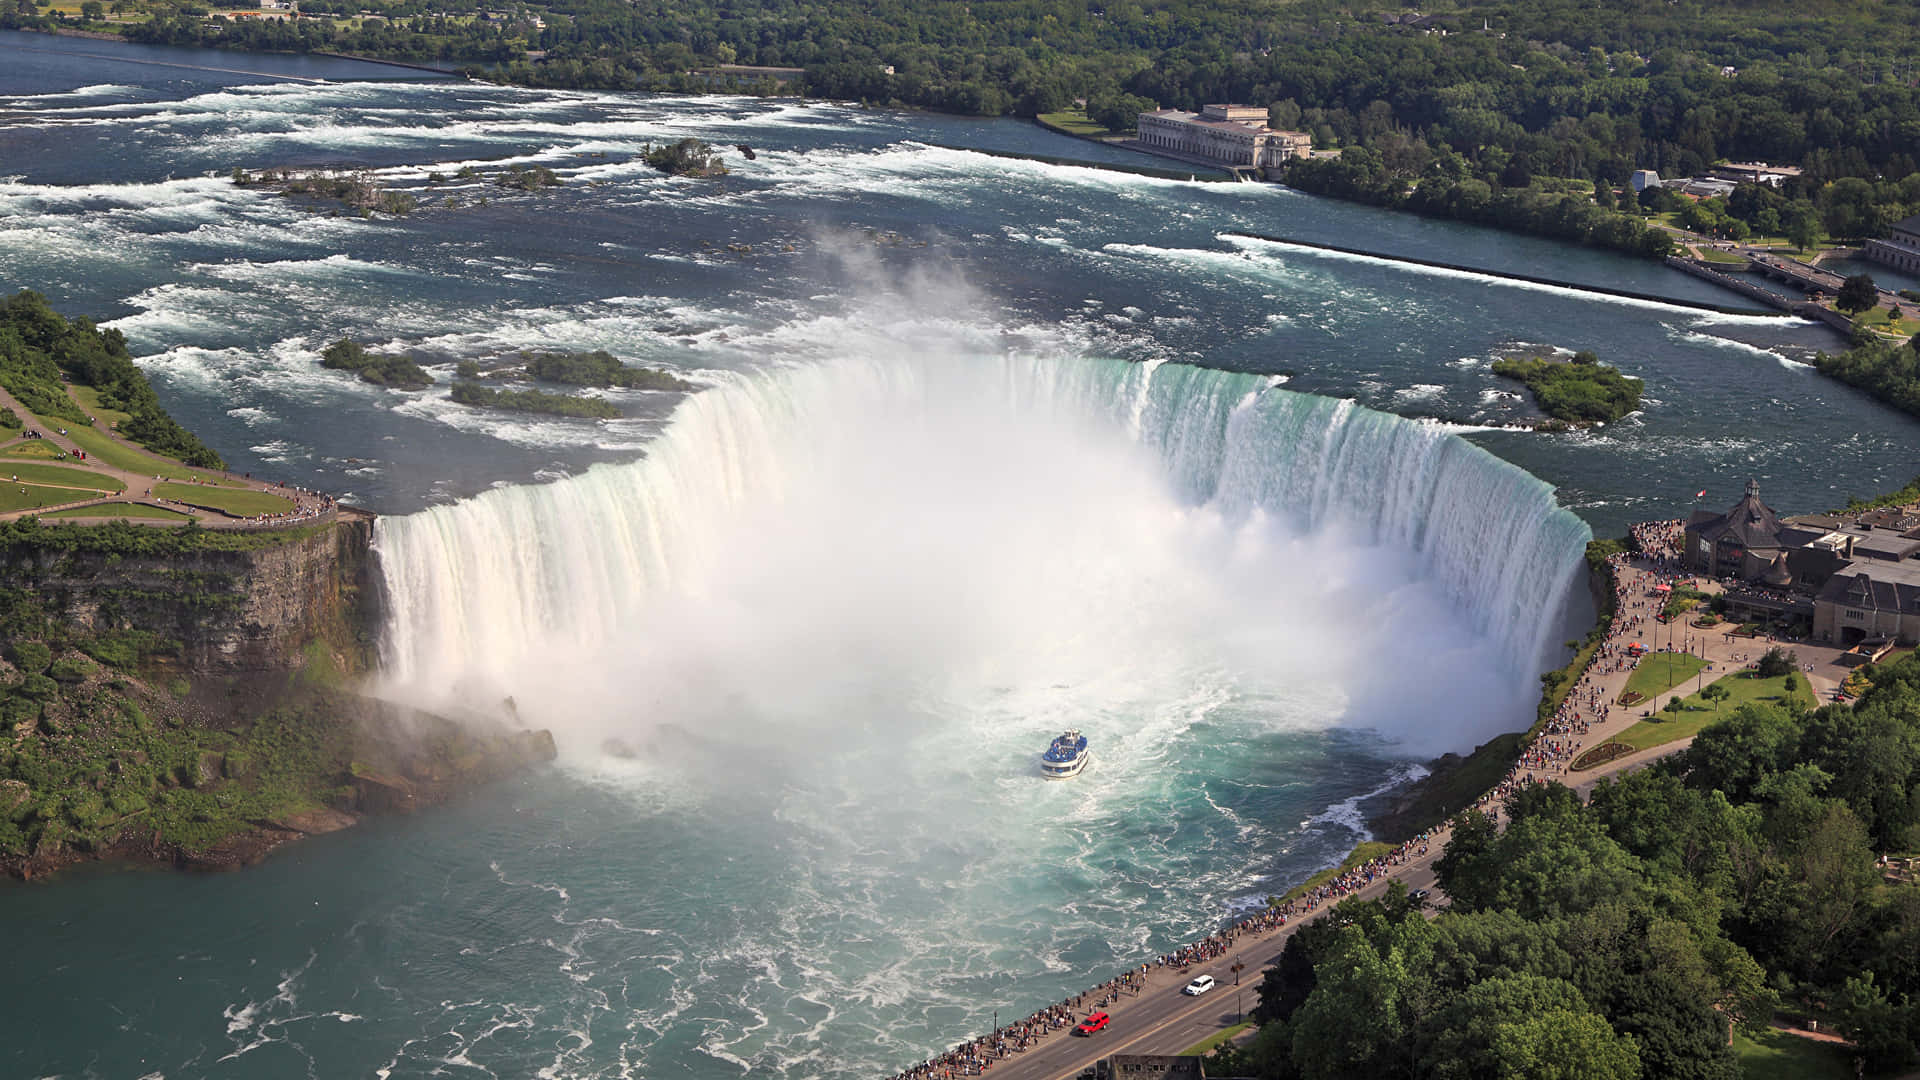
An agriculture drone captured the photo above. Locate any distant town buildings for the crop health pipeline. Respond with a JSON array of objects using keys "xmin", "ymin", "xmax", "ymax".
[
  {"xmin": 1864, "ymin": 212, "xmax": 1920, "ymax": 275},
  {"xmin": 1135, "ymin": 105, "xmax": 1312, "ymax": 170},
  {"xmin": 1684, "ymin": 480, "xmax": 1920, "ymax": 647}
]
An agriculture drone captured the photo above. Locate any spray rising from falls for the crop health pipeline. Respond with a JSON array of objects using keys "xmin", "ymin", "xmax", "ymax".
[{"xmin": 374, "ymin": 351, "xmax": 1590, "ymax": 756}]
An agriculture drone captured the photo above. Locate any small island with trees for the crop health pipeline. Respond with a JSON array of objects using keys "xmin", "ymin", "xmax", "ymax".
[
  {"xmin": 448, "ymin": 349, "xmax": 697, "ymax": 419},
  {"xmin": 320, "ymin": 339, "xmax": 435, "ymax": 390},
  {"xmin": 1491, "ymin": 349, "xmax": 1644, "ymax": 428},
  {"xmin": 643, "ymin": 138, "xmax": 729, "ymax": 178}
]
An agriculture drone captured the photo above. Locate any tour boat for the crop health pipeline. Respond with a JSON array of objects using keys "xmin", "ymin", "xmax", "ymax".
[{"xmin": 1040, "ymin": 730, "xmax": 1092, "ymax": 780}]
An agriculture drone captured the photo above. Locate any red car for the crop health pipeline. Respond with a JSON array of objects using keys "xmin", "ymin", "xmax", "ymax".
[{"xmin": 1075, "ymin": 1012, "xmax": 1111, "ymax": 1036}]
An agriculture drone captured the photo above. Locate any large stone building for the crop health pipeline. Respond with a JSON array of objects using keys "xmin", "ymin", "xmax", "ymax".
[
  {"xmin": 1135, "ymin": 105, "xmax": 1312, "ymax": 170},
  {"xmin": 1684, "ymin": 480, "xmax": 1920, "ymax": 646},
  {"xmin": 1865, "ymin": 212, "xmax": 1920, "ymax": 276}
]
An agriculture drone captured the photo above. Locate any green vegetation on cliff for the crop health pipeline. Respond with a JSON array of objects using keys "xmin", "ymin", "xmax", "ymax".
[
  {"xmin": 1492, "ymin": 350, "xmax": 1644, "ymax": 425},
  {"xmin": 522, "ymin": 349, "xmax": 696, "ymax": 391},
  {"xmin": 1, "ymin": 290, "xmax": 223, "ymax": 468},
  {"xmin": 320, "ymin": 338, "xmax": 434, "ymax": 390},
  {"xmin": 449, "ymin": 381, "xmax": 621, "ymax": 419}
]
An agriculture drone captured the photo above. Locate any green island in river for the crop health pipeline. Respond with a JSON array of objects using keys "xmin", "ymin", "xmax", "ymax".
[{"xmin": 0, "ymin": 292, "xmax": 554, "ymax": 879}]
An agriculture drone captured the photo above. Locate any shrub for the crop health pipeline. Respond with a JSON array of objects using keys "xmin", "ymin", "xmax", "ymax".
[
  {"xmin": 46, "ymin": 657, "xmax": 90, "ymax": 684},
  {"xmin": 9, "ymin": 641, "xmax": 51, "ymax": 673}
]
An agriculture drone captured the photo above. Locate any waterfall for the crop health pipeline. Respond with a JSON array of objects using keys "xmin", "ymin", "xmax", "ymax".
[{"xmin": 374, "ymin": 352, "xmax": 1591, "ymax": 725}]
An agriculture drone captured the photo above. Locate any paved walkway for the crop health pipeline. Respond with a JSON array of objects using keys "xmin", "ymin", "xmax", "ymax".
[{"xmin": 0, "ymin": 383, "xmax": 333, "ymax": 529}]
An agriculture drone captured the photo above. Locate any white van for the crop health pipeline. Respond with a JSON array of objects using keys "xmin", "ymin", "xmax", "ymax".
[{"xmin": 1182, "ymin": 975, "xmax": 1215, "ymax": 996}]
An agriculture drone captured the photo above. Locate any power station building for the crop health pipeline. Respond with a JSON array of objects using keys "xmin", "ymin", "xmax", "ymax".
[
  {"xmin": 1135, "ymin": 105, "xmax": 1313, "ymax": 170},
  {"xmin": 1864, "ymin": 212, "xmax": 1920, "ymax": 276},
  {"xmin": 1684, "ymin": 480, "xmax": 1920, "ymax": 646}
]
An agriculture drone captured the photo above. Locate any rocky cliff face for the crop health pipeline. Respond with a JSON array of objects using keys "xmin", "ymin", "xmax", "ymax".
[
  {"xmin": 0, "ymin": 511, "xmax": 376, "ymax": 674},
  {"xmin": 0, "ymin": 511, "xmax": 556, "ymax": 880}
]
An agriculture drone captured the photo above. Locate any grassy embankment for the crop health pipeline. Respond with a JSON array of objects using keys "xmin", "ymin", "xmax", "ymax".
[{"xmin": 1274, "ymin": 841, "xmax": 1394, "ymax": 904}]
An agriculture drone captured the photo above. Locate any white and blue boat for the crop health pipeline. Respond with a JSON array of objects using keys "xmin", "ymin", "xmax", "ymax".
[{"xmin": 1040, "ymin": 730, "xmax": 1091, "ymax": 780}]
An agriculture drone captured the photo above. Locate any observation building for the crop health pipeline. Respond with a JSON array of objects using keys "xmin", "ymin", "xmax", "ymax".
[{"xmin": 1684, "ymin": 479, "xmax": 1920, "ymax": 647}]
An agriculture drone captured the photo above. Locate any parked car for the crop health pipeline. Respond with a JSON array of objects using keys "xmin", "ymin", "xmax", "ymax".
[
  {"xmin": 1183, "ymin": 975, "xmax": 1216, "ymax": 996},
  {"xmin": 1075, "ymin": 1012, "xmax": 1111, "ymax": 1035}
]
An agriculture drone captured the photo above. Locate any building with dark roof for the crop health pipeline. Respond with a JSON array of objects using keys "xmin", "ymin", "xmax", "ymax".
[
  {"xmin": 1865, "ymin": 211, "xmax": 1920, "ymax": 275},
  {"xmin": 1686, "ymin": 480, "xmax": 1920, "ymax": 645},
  {"xmin": 1685, "ymin": 479, "xmax": 1823, "ymax": 578}
]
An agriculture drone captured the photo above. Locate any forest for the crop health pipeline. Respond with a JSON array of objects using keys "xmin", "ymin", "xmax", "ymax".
[
  {"xmin": 13, "ymin": 0, "xmax": 1916, "ymax": 254},
  {"xmin": 1210, "ymin": 648, "xmax": 1920, "ymax": 1079},
  {"xmin": 1811, "ymin": 335, "xmax": 1920, "ymax": 420}
]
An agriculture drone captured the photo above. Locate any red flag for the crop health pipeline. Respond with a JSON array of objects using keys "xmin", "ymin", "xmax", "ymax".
[{"xmin": 1695, "ymin": 490, "xmax": 1706, "ymax": 498}]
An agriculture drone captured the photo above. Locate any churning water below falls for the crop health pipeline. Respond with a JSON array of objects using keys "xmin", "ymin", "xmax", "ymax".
[{"xmin": 3, "ymin": 33, "xmax": 1920, "ymax": 1079}]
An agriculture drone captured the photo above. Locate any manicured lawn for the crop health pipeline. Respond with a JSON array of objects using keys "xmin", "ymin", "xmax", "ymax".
[
  {"xmin": 1730, "ymin": 1029, "xmax": 1853, "ymax": 1080},
  {"xmin": 1180, "ymin": 1021, "xmax": 1253, "ymax": 1056},
  {"xmin": 152, "ymin": 482, "xmax": 294, "ymax": 517},
  {"xmin": 1696, "ymin": 247, "xmax": 1748, "ymax": 264},
  {"xmin": 1621, "ymin": 651, "xmax": 1709, "ymax": 703},
  {"xmin": 42, "ymin": 502, "xmax": 195, "ymax": 522},
  {"xmin": 41, "ymin": 419, "xmax": 241, "ymax": 486},
  {"xmin": 1, "ymin": 439, "xmax": 78, "ymax": 460},
  {"xmin": 1615, "ymin": 670, "xmax": 1819, "ymax": 750},
  {"xmin": 1, "ymin": 462, "xmax": 124, "ymax": 492},
  {"xmin": 0, "ymin": 484, "xmax": 100, "ymax": 513},
  {"xmin": 1037, "ymin": 109, "xmax": 1119, "ymax": 139}
]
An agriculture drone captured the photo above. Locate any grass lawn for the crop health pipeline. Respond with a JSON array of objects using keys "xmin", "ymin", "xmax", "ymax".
[
  {"xmin": 1615, "ymin": 670, "xmax": 1819, "ymax": 751},
  {"xmin": 0, "ymin": 485, "xmax": 101, "ymax": 513},
  {"xmin": 1621, "ymin": 651, "xmax": 1709, "ymax": 703},
  {"xmin": 2, "ymin": 462, "xmax": 124, "ymax": 492},
  {"xmin": 1037, "ymin": 108, "xmax": 1119, "ymax": 139},
  {"xmin": 1, "ymin": 439, "xmax": 77, "ymax": 460},
  {"xmin": 42, "ymin": 501, "xmax": 195, "ymax": 522},
  {"xmin": 1180, "ymin": 1021, "xmax": 1253, "ymax": 1056},
  {"xmin": 70, "ymin": 385, "xmax": 133, "ymax": 429},
  {"xmin": 1731, "ymin": 1029, "xmax": 1854, "ymax": 1080},
  {"xmin": 42, "ymin": 419, "xmax": 241, "ymax": 486},
  {"xmin": 152, "ymin": 482, "xmax": 294, "ymax": 516},
  {"xmin": 1852, "ymin": 304, "xmax": 1920, "ymax": 339},
  {"xmin": 1696, "ymin": 247, "xmax": 1748, "ymax": 264}
]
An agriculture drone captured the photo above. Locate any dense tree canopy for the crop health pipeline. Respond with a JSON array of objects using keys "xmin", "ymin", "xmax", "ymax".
[{"xmin": 1218, "ymin": 652, "xmax": 1920, "ymax": 1079}]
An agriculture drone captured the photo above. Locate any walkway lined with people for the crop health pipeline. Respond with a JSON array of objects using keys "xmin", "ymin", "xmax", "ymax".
[
  {"xmin": 886, "ymin": 520, "xmax": 1858, "ymax": 1080},
  {"xmin": 0, "ymin": 383, "xmax": 335, "ymax": 529}
]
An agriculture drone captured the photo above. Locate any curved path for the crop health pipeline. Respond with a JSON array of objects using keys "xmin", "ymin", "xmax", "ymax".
[{"xmin": 0, "ymin": 383, "xmax": 333, "ymax": 528}]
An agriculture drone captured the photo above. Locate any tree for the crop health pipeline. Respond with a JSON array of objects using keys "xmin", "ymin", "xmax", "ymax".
[
  {"xmin": 1700, "ymin": 682, "xmax": 1731, "ymax": 713},
  {"xmin": 1783, "ymin": 205, "xmax": 1820, "ymax": 252},
  {"xmin": 1837, "ymin": 275, "xmax": 1880, "ymax": 315},
  {"xmin": 79, "ymin": 0, "xmax": 102, "ymax": 17},
  {"xmin": 1756, "ymin": 647, "xmax": 1799, "ymax": 678},
  {"xmin": 1488, "ymin": 1009, "xmax": 1642, "ymax": 1080}
]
